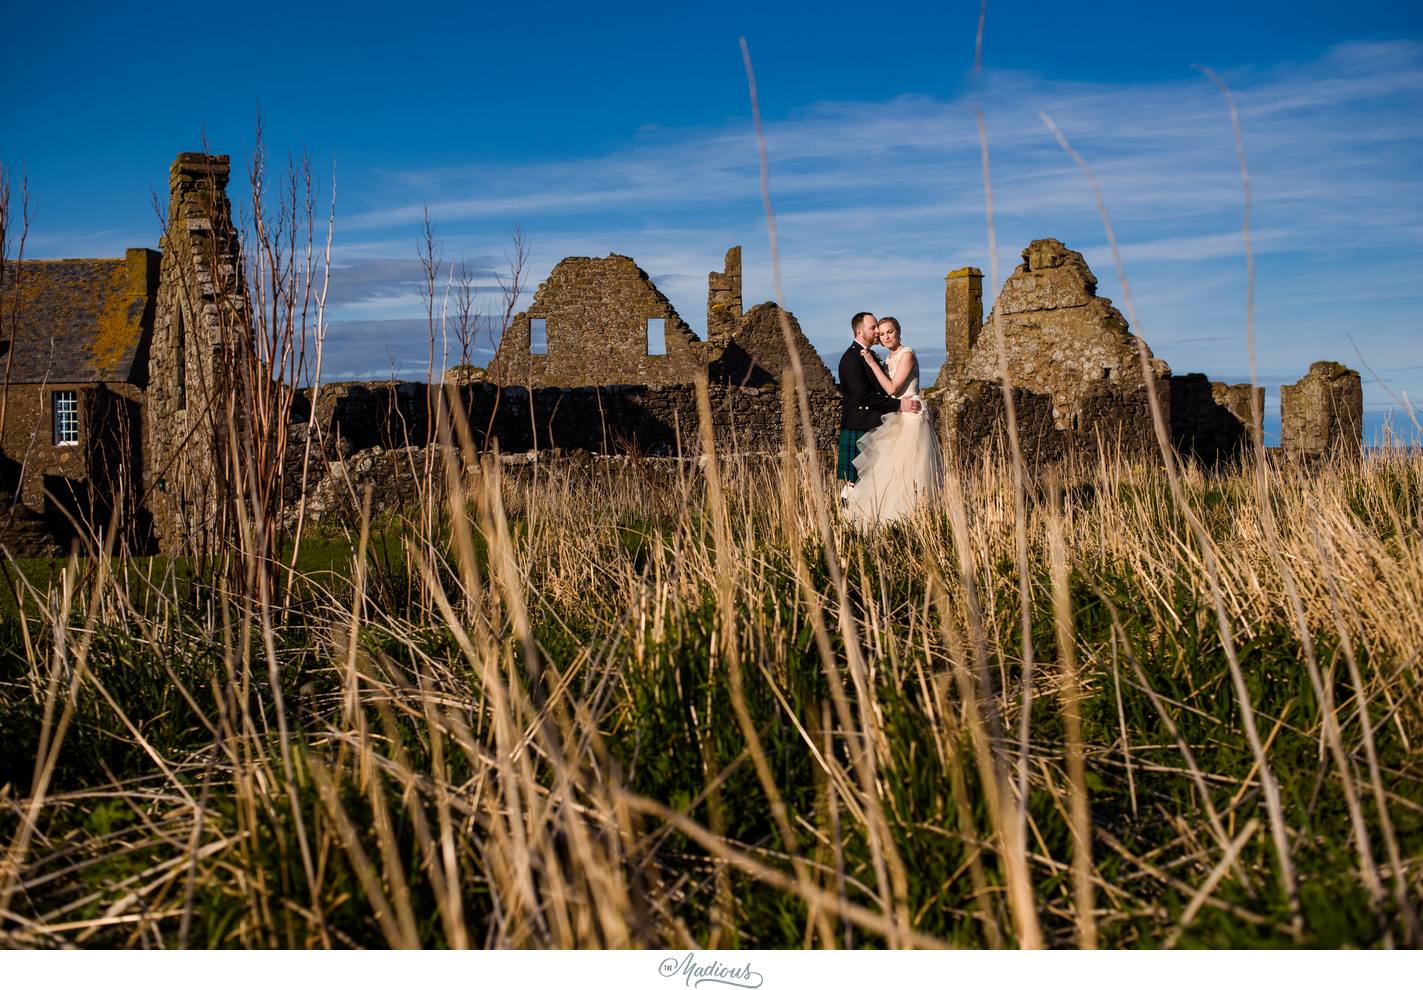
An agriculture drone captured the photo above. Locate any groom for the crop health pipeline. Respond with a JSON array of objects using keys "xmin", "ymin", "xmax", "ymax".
[{"xmin": 837, "ymin": 311, "xmax": 919, "ymax": 494}]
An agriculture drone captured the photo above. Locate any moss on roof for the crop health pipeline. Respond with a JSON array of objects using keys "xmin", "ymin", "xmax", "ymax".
[{"xmin": 0, "ymin": 251, "xmax": 157, "ymax": 384}]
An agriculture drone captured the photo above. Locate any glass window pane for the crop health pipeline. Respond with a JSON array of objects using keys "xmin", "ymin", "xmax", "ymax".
[{"xmin": 53, "ymin": 391, "xmax": 78, "ymax": 445}]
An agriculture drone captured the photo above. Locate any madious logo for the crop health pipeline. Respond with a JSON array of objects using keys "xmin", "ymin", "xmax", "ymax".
[{"xmin": 657, "ymin": 952, "xmax": 764, "ymax": 989}]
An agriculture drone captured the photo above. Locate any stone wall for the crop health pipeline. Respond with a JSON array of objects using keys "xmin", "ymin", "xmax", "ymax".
[
  {"xmin": 302, "ymin": 373, "xmax": 1174, "ymax": 487},
  {"xmin": 0, "ymin": 489, "xmax": 61, "ymax": 557},
  {"xmin": 927, "ymin": 379, "xmax": 1063, "ymax": 466},
  {"xmin": 943, "ymin": 239, "xmax": 1171, "ymax": 457},
  {"xmin": 926, "ymin": 376, "xmax": 1175, "ymax": 466},
  {"xmin": 299, "ymin": 380, "xmax": 842, "ymax": 459},
  {"xmin": 1071, "ymin": 380, "xmax": 1167, "ymax": 457},
  {"xmin": 285, "ymin": 442, "xmax": 423, "ymax": 524},
  {"xmin": 487, "ymin": 254, "xmax": 715, "ymax": 386},
  {"xmin": 299, "ymin": 380, "xmax": 432, "ymax": 450},
  {"xmin": 710, "ymin": 302, "xmax": 835, "ymax": 389},
  {"xmin": 143, "ymin": 152, "xmax": 245, "ymax": 555},
  {"xmin": 0, "ymin": 382, "xmax": 146, "ymax": 546},
  {"xmin": 1169, "ymin": 374, "xmax": 1262, "ymax": 467},
  {"xmin": 283, "ymin": 379, "xmax": 842, "ymax": 524},
  {"xmin": 485, "ymin": 246, "xmax": 836, "ymax": 395},
  {"xmin": 1, "ymin": 383, "xmax": 96, "ymax": 515},
  {"xmin": 1281, "ymin": 361, "xmax": 1363, "ymax": 459}
]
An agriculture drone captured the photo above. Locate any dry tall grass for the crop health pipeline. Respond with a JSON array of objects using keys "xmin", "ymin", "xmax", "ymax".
[{"xmin": 1, "ymin": 433, "xmax": 1419, "ymax": 948}]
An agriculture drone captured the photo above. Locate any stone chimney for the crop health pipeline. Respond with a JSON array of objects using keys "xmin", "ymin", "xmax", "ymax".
[
  {"xmin": 943, "ymin": 266, "xmax": 982, "ymax": 379},
  {"xmin": 144, "ymin": 152, "xmax": 244, "ymax": 554},
  {"xmin": 1281, "ymin": 360, "xmax": 1363, "ymax": 459},
  {"xmin": 707, "ymin": 246, "xmax": 742, "ymax": 344}
]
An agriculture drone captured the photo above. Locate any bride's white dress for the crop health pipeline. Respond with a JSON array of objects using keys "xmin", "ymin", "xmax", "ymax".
[{"xmin": 844, "ymin": 347, "xmax": 943, "ymax": 525}]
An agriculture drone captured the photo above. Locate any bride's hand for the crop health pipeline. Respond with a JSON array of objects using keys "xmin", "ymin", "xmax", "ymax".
[{"xmin": 861, "ymin": 349, "xmax": 878, "ymax": 366}]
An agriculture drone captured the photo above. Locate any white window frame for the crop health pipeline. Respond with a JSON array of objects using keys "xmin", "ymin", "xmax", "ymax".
[{"xmin": 53, "ymin": 390, "xmax": 79, "ymax": 446}]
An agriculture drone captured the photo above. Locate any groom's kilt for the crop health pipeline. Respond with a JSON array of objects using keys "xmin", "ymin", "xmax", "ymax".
[{"xmin": 837, "ymin": 428, "xmax": 868, "ymax": 482}]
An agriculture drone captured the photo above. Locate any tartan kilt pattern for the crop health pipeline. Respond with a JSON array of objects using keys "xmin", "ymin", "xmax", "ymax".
[{"xmin": 837, "ymin": 428, "xmax": 868, "ymax": 482}]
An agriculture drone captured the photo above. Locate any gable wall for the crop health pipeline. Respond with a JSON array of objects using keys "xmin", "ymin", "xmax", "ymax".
[{"xmin": 489, "ymin": 255, "xmax": 713, "ymax": 386}]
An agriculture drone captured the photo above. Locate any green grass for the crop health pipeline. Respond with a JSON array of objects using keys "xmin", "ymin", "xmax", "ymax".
[{"xmin": 1, "ymin": 452, "xmax": 1420, "ymax": 948}]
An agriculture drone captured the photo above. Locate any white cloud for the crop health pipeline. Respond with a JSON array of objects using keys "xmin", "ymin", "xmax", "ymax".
[{"xmin": 315, "ymin": 40, "xmax": 1423, "ymax": 415}]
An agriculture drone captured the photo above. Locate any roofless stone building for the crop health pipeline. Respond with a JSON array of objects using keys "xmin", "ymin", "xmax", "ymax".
[{"xmin": 487, "ymin": 246, "xmax": 833, "ymax": 391}]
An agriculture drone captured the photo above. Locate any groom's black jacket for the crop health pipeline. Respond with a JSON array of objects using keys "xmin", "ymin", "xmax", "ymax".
[{"xmin": 838, "ymin": 342, "xmax": 900, "ymax": 431}]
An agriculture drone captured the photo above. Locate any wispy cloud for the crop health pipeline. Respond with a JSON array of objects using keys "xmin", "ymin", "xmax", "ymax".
[{"xmin": 317, "ymin": 40, "xmax": 1423, "ymax": 415}]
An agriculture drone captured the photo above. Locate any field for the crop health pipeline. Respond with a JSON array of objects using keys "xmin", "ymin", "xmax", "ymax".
[{"xmin": 1, "ymin": 437, "xmax": 1420, "ymax": 949}]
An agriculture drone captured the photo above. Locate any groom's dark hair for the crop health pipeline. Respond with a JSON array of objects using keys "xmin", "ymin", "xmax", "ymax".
[{"xmin": 851, "ymin": 312, "xmax": 875, "ymax": 334}]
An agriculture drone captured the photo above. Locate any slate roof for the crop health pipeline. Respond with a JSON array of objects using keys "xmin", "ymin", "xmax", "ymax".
[{"xmin": 0, "ymin": 249, "xmax": 158, "ymax": 385}]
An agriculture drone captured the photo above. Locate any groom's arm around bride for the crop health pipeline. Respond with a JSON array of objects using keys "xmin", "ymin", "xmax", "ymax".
[
  {"xmin": 838, "ymin": 343, "xmax": 902, "ymax": 429},
  {"xmin": 836, "ymin": 312, "xmax": 919, "ymax": 487}
]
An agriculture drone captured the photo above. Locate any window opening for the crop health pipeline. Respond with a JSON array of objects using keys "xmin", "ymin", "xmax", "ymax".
[{"xmin": 646, "ymin": 317, "xmax": 666, "ymax": 356}]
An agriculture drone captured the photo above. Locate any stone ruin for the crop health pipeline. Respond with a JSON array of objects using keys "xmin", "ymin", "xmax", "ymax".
[
  {"xmin": 143, "ymin": 153, "xmax": 247, "ymax": 554},
  {"xmin": 487, "ymin": 253, "xmax": 713, "ymax": 386},
  {"xmin": 487, "ymin": 246, "xmax": 833, "ymax": 391},
  {"xmin": 941, "ymin": 239, "xmax": 1169, "ymax": 417},
  {"xmin": 928, "ymin": 237, "xmax": 1364, "ymax": 466},
  {"xmin": 275, "ymin": 246, "xmax": 845, "ymax": 525},
  {"xmin": 934, "ymin": 238, "xmax": 1168, "ymax": 459},
  {"xmin": 259, "ymin": 233, "xmax": 1371, "ymax": 534},
  {"xmin": 704, "ymin": 248, "xmax": 835, "ymax": 389},
  {"xmin": 1281, "ymin": 361, "xmax": 1365, "ymax": 459},
  {"xmin": 0, "ymin": 149, "xmax": 1372, "ymax": 558}
]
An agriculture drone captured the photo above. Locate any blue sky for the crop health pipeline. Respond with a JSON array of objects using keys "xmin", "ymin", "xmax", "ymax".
[{"xmin": 4, "ymin": 1, "xmax": 1422, "ymax": 429}]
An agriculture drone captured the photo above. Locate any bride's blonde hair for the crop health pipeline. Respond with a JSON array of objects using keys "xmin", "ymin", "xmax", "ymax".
[{"xmin": 876, "ymin": 316, "xmax": 902, "ymax": 336}]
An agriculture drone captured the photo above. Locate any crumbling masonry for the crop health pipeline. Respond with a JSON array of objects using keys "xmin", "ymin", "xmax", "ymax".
[
  {"xmin": 1281, "ymin": 361, "xmax": 1364, "ymax": 459},
  {"xmin": 929, "ymin": 237, "xmax": 1362, "ymax": 465},
  {"xmin": 487, "ymin": 246, "xmax": 833, "ymax": 391},
  {"xmin": 143, "ymin": 153, "xmax": 246, "ymax": 555}
]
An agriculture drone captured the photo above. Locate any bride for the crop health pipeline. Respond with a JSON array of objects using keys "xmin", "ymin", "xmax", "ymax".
[{"xmin": 843, "ymin": 317, "xmax": 943, "ymax": 525}]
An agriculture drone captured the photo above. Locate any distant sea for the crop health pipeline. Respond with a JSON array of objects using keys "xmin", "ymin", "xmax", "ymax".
[{"xmin": 1272, "ymin": 411, "xmax": 1422, "ymax": 451}]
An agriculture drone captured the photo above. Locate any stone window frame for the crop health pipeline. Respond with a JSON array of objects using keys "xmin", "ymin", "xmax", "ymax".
[
  {"xmin": 52, "ymin": 389, "xmax": 80, "ymax": 446},
  {"xmin": 529, "ymin": 317, "xmax": 548, "ymax": 355}
]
